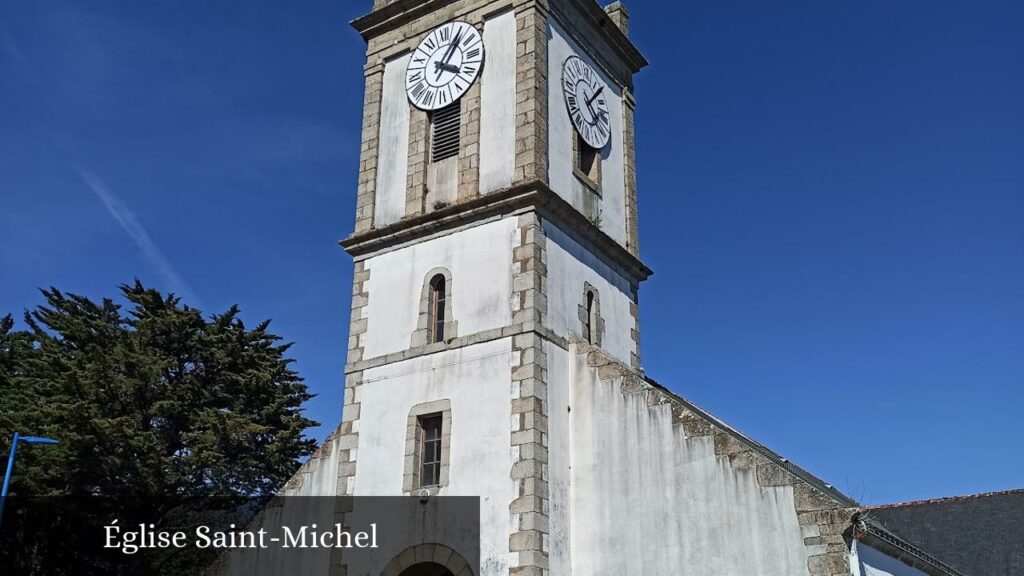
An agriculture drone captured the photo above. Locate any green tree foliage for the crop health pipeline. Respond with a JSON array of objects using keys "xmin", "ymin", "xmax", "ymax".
[{"xmin": 0, "ymin": 281, "xmax": 318, "ymax": 500}]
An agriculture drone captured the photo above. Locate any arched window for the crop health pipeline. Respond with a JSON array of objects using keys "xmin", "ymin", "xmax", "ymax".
[
  {"xmin": 413, "ymin": 268, "xmax": 456, "ymax": 349},
  {"xmin": 578, "ymin": 282, "xmax": 603, "ymax": 346},
  {"xmin": 430, "ymin": 274, "xmax": 446, "ymax": 343}
]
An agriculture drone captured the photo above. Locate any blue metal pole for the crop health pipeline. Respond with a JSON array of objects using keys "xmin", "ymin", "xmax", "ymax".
[{"xmin": 0, "ymin": 432, "xmax": 20, "ymax": 527}]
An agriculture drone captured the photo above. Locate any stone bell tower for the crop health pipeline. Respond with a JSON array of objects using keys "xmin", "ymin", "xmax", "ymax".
[{"xmin": 285, "ymin": 1, "xmax": 650, "ymax": 574}]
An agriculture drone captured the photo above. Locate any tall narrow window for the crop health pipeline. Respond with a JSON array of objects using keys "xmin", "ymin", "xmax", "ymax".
[
  {"xmin": 585, "ymin": 290, "xmax": 596, "ymax": 344},
  {"xmin": 430, "ymin": 101, "xmax": 461, "ymax": 163},
  {"xmin": 419, "ymin": 414, "xmax": 443, "ymax": 488},
  {"xmin": 430, "ymin": 274, "xmax": 446, "ymax": 343},
  {"xmin": 579, "ymin": 284, "xmax": 602, "ymax": 346}
]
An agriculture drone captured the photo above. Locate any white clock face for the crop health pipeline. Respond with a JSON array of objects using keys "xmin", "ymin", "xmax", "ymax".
[
  {"xmin": 561, "ymin": 55, "xmax": 611, "ymax": 149},
  {"xmin": 406, "ymin": 21, "xmax": 485, "ymax": 111}
]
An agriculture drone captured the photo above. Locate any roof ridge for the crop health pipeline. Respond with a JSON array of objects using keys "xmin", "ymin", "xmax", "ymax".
[{"xmin": 867, "ymin": 487, "xmax": 1024, "ymax": 510}]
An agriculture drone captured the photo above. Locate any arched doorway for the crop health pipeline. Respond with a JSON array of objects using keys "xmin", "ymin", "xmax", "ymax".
[
  {"xmin": 381, "ymin": 543, "xmax": 472, "ymax": 576},
  {"xmin": 399, "ymin": 562, "xmax": 454, "ymax": 576}
]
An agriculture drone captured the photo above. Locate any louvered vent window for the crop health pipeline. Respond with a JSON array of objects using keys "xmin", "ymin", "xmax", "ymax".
[{"xmin": 430, "ymin": 101, "xmax": 461, "ymax": 162}]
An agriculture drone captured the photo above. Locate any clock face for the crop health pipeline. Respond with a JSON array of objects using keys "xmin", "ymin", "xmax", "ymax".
[
  {"xmin": 406, "ymin": 21, "xmax": 485, "ymax": 111},
  {"xmin": 561, "ymin": 56, "xmax": 611, "ymax": 149}
]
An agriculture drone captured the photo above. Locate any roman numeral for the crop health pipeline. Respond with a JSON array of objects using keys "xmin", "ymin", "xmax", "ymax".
[{"xmin": 419, "ymin": 88, "xmax": 436, "ymax": 107}]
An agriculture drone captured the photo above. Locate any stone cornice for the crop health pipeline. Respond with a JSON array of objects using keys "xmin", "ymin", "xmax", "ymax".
[
  {"xmin": 339, "ymin": 180, "xmax": 654, "ymax": 283},
  {"xmin": 351, "ymin": 0, "xmax": 648, "ymax": 77},
  {"xmin": 553, "ymin": 0, "xmax": 647, "ymax": 78},
  {"xmin": 351, "ymin": 0, "xmax": 459, "ymax": 41}
]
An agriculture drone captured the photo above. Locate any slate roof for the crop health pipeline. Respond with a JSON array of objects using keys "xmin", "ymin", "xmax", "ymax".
[{"xmin": 866, "ymin": 489, "xmax": 1024, "ymax": 576}]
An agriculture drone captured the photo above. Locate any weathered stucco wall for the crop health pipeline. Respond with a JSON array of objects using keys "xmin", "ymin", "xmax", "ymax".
[
  {"xmin": 280, "ymin": 432, "xmax": 344, "ymax": 497},
  {"xmin": 855, "ymin": 543, "xmax": 931, "ymax": 576},
  {"xmin": 545, "ymin": 340, "xmax": 574, "ymax": 575},
  {"xmin": 547, "ymin": 18, "xmax": 627, "ymax": 247},
  {"xmin": 373, "ymin": 53, "xmax": 411, "ymax": 227},
  {"xmin": 361, "ymin": 218, "xmax": 517, "ymax": 359},
  {"xmin": 547, "ymin": 342, "xmax": 842, "ymax": 576},
  {"xmin": 479, "ymin": 9, "xmax": 517, "ymax": 193},
  {"xmin": 543, "ymin": 219, "xmax": 636, "ymax": 366},
  {"xmin": 355, "ymin": 338, "xmax": 517, "ymax": 575}
]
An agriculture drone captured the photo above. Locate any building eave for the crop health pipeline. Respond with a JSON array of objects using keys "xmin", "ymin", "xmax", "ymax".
[{"xmin": 854, "ymin": 515, "xmax": 971, "ymax": 576}]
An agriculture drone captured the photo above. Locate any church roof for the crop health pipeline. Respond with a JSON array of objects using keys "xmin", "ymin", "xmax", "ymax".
[{"xmin": 864, "ymin": 489, "xmax": 1024, "ymax": 576}]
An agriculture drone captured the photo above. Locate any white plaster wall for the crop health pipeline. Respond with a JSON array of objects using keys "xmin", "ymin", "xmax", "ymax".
[
  {"xmin": 543, "ymin": 219, "xmax": 635, "ymax": 366},
  {"xmin": 855, "ymin": 542, "xmax": 931, "ymax": 576},
  {"xmin": 374, "ymin": 53, "xmax": 411, "ymax": 227},
  {"xmin": 547, "ymin": 19, "xmax": 627, "ymax": 247},
  {"xmin": 354, "ymin": 338, "xmax": 517, "ymax": 576},
  {"xmin": 361, "ymin": 217, "xmax": 517, "ymax": 359},
  {"xmin": 545, "ymin": 342, "xmax": 573, "ymax": 575},
  {"xmin": 479, "ymin": 9, "xmax": 517, "ymax": 193},
  {"xmin": 564, "ymin": 346, "xmax": 816, "ymax": 575},
  {"xmin": 281, "ymin": 433, "xmax": 342, "ymax": 497}
]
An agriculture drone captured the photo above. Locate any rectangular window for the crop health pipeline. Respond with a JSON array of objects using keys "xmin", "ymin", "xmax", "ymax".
[
  {"xmin": 419, "ymin": 414, "xmax": 443, "ymax": 487},
  {"xmin": 430, "ymin": 101, "xmax": 461, "ymax": 162}
]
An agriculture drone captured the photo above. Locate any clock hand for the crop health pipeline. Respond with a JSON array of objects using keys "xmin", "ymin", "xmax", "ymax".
[
  {"xmin": 436, "ymin": 29, "xmax": 463, "ymax": 80},
  {"xmin": 586, "ymin": 85, "xmax": 604, "ymax": 107},
  {"xmin": 434, "ymin": 62, "xmax": 460, "ymax": 74}
]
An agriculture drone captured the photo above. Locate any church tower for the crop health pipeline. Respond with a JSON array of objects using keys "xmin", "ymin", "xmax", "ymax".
[
  {"xmin": 332, "ymin": 0, "xmax": 648, "ymax": 573},
  {"xmin": 283, "ymin": 0, "xmax": 647, "ymax": 574},
  {"xmin": 276, "ymin": 3, "xmax": 972, "ymax": 575}
]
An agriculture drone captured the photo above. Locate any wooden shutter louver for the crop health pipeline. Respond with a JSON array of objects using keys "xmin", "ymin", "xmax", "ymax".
[{"xmin": 430, "ymin": 101, "xmax": 461, "ymax": 162}]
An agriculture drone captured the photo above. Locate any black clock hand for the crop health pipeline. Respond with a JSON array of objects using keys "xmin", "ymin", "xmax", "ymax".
[
  {"xmin": 436, "ymin": 29, "xmax": 463, "ymax": 80},
  {"xmin": 586, "ymin": 85, "xmax": 604, "ymax": 107}
]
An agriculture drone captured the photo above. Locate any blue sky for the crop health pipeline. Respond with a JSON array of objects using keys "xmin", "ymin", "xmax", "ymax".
[{"xmin": 1, "ymin": 0, "xmax": 1021, "ymax": 505}]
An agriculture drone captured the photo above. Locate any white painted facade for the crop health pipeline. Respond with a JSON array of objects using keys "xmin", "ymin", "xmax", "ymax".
[
  {"xmin": 360, "ymin": 217, "xmax": 517, "ymax": 360},
  {"xmin": 354, "ymin": 338, "xmax": 517, "ymax": 574},
  {"xmin": 548, "ymin": 344, "xmax": 820, "ymax": 575},
  {"xmin": 479, "ymin": 9, "xmax": 517, "ymax": 194},
  {"xmin": 373, "ymin": 53, "xmax": 411, "ymax": 227},
  {"xmin": 547, "ymin": 18, "xmax": 628, "ymax": 248},
  {"xmin": 543, "ymin": 219, "xmax": 636, "ymax": 366}
]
